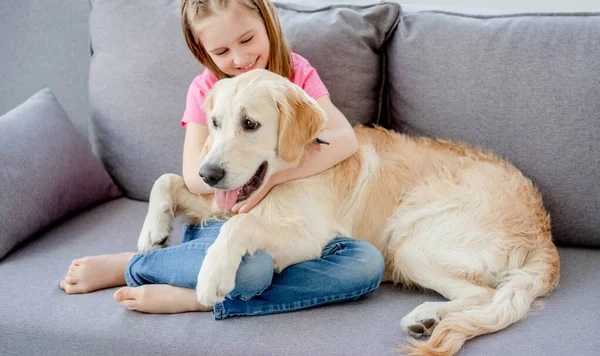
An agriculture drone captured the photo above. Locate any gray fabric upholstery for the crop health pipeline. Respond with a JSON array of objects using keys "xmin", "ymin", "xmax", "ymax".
[
  {"xmin": 0, "ymin": 89, "xmax": 121, "ymax": 260},
  {"xmin": 275, "ymin": 1, "xmax": 401, "ymax": 126},
  {"xmin": 0, "ymin": 0, "xmax": 91, "ymax": 139},
  {"xmin": 88, "ymin": 0, "xmax": 197, "ymax": 201},
  {"xmin": 0, "ymin": 198, "xmax": 598, "ymax": 355},
  {"xmin": 2, "ymin": 2, "xmax": 599, "ymax": 355},
  {"xmin": 386, "ymin": 10, "xmax": 600, "ymax": 247},
  {"xmin": 88, "ymin": 0, "xmax": 399, "ymax": 201}
]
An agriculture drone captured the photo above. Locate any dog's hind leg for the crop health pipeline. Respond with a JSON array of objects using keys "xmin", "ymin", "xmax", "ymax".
[
  {"xmin": 387, "ymin": 228, "xmax": 495, "ymax": 339},
  {"xmin": 399, "ymin": 273, "xmax": 494, "ymax": 338}
]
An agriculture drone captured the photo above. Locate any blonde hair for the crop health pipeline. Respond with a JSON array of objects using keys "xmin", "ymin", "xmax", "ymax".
[{"xmin": 181, "ymin": 0, "xmax": 293, "ymax": 80}]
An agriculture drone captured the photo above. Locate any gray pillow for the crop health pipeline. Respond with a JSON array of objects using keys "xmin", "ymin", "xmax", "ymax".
[
  {"xmin": 386, "ymin": 9, "xmax": 600, "ymax": 247},
  {"xmin": 275, "ymin": 1, "xmax": 401, "ymax": 126},
  {"xmin": 88, "ymin": 0, "xmax": 400, "ymax": 201},
  {"xmin": 0, "ymin": 88, "xmax": 121, "ymax": 260}
]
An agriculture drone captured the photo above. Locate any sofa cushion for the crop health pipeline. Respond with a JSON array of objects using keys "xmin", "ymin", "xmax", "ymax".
[
  {"xmin": 275, "ymin": 1, "xmax": 400, "ymax": 126},
  {"xmin": 386, "ymin": 8, "xmax": 600, "ymax": 247},
  {"xmin": 0, "ymin": 197, "xmax": 598, "ymax": 355},
  {"xmin": 0, "ymin": 88, "xmax": 121, "ymax": 260},
  {"xmin": 88, "ymin": 0, "xmax": 400, "ymax": 201},
  {"xmin": 0, "ymin": 0, "xmax": 91, "ymax": 139}
]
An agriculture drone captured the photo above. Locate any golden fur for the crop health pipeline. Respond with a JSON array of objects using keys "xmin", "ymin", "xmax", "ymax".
[{"xmin": 138, "ymin": 69, "xmax": 560, "ymax": 356}]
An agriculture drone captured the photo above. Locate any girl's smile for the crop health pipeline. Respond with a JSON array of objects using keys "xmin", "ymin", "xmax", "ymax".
[{"xmin": 237, "ymin": 56, "xmax": 260, "ymax": 72}]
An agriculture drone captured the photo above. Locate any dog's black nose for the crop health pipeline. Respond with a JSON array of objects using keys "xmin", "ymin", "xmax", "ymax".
[{"xmin": 199, "ymin": 164, "xmax": 226, "ymax": 186}]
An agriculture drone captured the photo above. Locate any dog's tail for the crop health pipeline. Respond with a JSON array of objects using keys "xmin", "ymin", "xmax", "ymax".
[{"xmin": 402, "ymin": 239, "xmax": 560, "ymax": 356}]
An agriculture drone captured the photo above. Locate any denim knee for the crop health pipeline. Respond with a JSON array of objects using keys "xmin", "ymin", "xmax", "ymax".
[
  {"xmin": 229, "ymin": 250, "xmax": 274, "ymax": 301},
  {"xmin": 358, "ymin": 242, "xmax": 386, "ymax": 287},
  {"xmin": 329, "ymin": 238, "xmax": 385, "ymax": 289}
]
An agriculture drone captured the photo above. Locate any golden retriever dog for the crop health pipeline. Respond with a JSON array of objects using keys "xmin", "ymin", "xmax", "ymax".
[{"xmin": 137, "ymin": 69, "xmax": 560, "ymax": 355}]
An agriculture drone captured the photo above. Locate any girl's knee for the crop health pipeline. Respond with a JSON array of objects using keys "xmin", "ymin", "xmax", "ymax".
[
  {"xmin": 357, "ymin": 243, "xmax": 385, "ymax": 283},
  {"xmin": 232, "ymin": 251, "xmax": 273, "ymax": 299},
  {"xmin": 339, "ymin": 239, "xmax": 385, "ymax": 285}
]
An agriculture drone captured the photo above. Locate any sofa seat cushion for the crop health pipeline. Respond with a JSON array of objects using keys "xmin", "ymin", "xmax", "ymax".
[{"xmin": 1, "ymin": 198, "xmax": 598, "ymax": 355}]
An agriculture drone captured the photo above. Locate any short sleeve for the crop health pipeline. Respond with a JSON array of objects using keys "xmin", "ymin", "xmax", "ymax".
[
  {"xmin": 181, "ymin": 81, "xmax": 207, "ymax": 127},
  {"xmin": 291, "ymin": 53, "xmax": 330, "ymax": 101},
  {"xmin": 301, "ymin": 66, "xmax": 330, "ymax": 101}
]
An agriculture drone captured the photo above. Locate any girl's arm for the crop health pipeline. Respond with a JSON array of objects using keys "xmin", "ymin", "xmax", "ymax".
[
  {"xmin": 182, "ymin": 122, "xmax": 215, "ymax": 195},
  {"xmin": 233, "ymin": 95, "xmax": 358, "ymax": 213},
  {"xmin": 273, "ymin": 95, "xmax": 358, "ymax": 184}
]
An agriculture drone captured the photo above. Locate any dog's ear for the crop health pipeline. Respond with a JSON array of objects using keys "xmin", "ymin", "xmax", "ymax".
[{"xmin": 276, "ymin": 85, "xmax": 327, "ymax": 163}]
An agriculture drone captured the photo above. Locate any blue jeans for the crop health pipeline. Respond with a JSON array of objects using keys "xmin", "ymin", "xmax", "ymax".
[{"xmin": 125, "ymin": 220, "xmax": 384, "ymax": 319}]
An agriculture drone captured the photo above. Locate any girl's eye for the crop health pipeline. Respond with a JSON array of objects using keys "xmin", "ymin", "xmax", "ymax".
[
  {"xmin": 243, "ymin": 119, "xmax": 259, "ymax": 131},
  {"xmin": 211, "ymin": 117, "xmax": 218, "ymax": 128},
  {"xmin": 215, "ymin": 49, "xmax": 228, "ymax": 56},
  {"xmin": 241, "ymin": 36, "xmax": 253, "ymax": 44}
]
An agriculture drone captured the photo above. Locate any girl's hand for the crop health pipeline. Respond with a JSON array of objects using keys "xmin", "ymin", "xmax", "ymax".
[
  {"xmin": 232, "ymin": 142, "xmax": 321, "ymax": 214},
  {"xmin": 231, "ymin": 175, "xmax": 277, "ymax": 214}
]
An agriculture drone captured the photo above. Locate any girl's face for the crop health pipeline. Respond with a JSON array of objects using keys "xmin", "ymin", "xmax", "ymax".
[{"xmin": 196, "ymin": 4, "xmax": 270, "ymax": 77}]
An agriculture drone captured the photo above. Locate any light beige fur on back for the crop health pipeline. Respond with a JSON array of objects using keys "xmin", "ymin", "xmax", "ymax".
[{"xmin": 138, "ymin": 70, "xmax": 560, "ymax": 356}]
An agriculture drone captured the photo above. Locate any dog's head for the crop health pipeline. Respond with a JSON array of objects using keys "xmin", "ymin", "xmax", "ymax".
[{"xmin": 199, "ymin": 69, "xmax": 327, "ymax": 210}]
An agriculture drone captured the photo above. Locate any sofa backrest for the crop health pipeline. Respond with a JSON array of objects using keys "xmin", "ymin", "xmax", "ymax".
[
  {"xmin": 0, "ymin": 0, "xmax": 90, "ymax": 139},
  {"xmin": 88, "ymin": 0, "xmax": 400, "ymax": 201},
  {"xmin": 387, "ymin": 7, "xmax": 600, "ymax": 247},
  {"xmin": 87, "ymin": 1, "xmax": 600, "ymax": 247}
]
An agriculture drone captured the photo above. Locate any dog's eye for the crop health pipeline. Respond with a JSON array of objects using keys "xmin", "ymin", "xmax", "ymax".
[
  {"xmin": 211, "ymin": 117, "xmax": 218, "ymax": 128},
  {"xmin": 243, "ymin": 119, "xmax": 260, "ymax": 131}
]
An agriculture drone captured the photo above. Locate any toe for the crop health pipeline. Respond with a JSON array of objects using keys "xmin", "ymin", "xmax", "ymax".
[
  {"xmin": 119, "ymin": 299, "xmax": 138, "ymax": 311},
  {"xmin": 60, "ymin": 280, "xmax": 83, "ymax": 294},
  {"xmin": 114, "ymin": 287, "xmax": 135, "ymax": 301},
  {"xmin": 64, "ymin": 275, "xmax": 77, "ymax": 284}
]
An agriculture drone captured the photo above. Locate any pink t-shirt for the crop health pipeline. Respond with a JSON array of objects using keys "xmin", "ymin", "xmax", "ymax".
[{"xmin": 181, "ymin": 52, "xmax": 329, "ymax": 127}]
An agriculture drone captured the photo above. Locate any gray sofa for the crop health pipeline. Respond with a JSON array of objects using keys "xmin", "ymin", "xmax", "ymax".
[{"xmin": 1, "ymin": 1, "xmax": 599, "ymax": 355}]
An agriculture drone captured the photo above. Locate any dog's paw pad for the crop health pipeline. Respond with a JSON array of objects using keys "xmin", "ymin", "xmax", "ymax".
[
  {"xmin": 421, "ymin": 318, "xmax": 436, "ymax": 329},
  {"xmin": 401, "ymin": 302, "xmax": 442, "ymax": 337},
  {"xmin": 408, "ymin": 324, "xmax": 425, "ymax": 335},
  {"xmin": 407, "ymin": 319, "xmax": 439, "ymax": 337}
]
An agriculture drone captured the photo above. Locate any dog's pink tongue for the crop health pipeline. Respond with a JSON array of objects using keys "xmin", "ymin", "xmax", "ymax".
[{"xmin": 215, "ymin": 187, "xmax": 243, "ymax": 211}]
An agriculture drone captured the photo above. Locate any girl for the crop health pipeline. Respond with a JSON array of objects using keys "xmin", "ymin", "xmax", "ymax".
[{"xmin": 60, "ymin": 0, "xmax": 385, "ymax": 318}]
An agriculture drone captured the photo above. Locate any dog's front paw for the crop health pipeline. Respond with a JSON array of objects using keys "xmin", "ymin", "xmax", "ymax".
[
  {"xmin": 137, "ymin": 175, "xmax": 178, "ymax": 254},
  {"xmin": 137, "ymin": 200, "xmax": 173, "ymax": 253},
  {"xmin": 196, "ymin": 245, "xmax": 239, "ymax": 306}
]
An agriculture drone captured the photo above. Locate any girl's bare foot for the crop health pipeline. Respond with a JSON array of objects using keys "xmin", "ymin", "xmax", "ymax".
[
  {"xmin": 113, "ymin": 285, "xmax": 213, "ymax": 314},
  {"xmin": 59, "ymin": 252, "xmax": 135, "ymax": 294}
]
